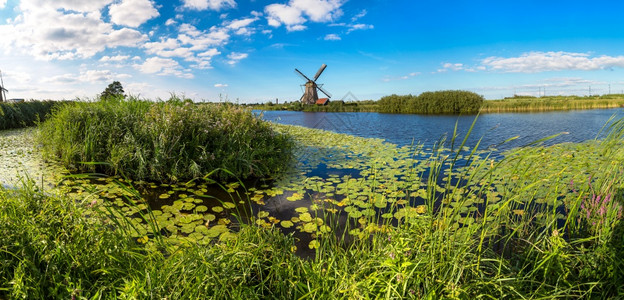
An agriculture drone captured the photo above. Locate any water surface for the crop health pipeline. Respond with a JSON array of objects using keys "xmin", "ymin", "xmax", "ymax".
[{"xmin": 260, "ymin": 109, "xmax": 624, "ymax": 151}]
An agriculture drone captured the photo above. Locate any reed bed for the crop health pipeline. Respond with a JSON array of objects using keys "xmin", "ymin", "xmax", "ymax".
[
  {"xmin": 0, "ymin": 100, "xmax": 61, "ymax": 130},
  {"xmin": 37, "ymin": 97, "xmax": 294, "ymax": 182},
  {"xmin": 481, "ymin": 96, "xmax": 624, "ymax": 113}
]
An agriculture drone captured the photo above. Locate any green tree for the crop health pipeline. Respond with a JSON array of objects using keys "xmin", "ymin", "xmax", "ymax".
[{"xmin": 100, "ymin": 81, "xmax": 125, "ymax": 100}]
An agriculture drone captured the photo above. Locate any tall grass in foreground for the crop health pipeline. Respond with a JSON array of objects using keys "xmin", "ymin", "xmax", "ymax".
[
  {"xmin": 0, "ymin": 101, "xmax": 61, "ymax": 130},
  {"xmin": 37, "ymin": 97, "xmax": 294, "ymax": 182},
  {"xmin": 1, "ymin": 118, "xmax": 623, "ymax": 298}
]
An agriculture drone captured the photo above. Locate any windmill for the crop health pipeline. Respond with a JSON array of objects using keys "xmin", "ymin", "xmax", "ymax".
[
  {"xmin": 295, "ymin": 64, "xmax": 332, "ymax": 105},
  {"xmin": 0, "ymin": 70, "xmax": 7, "ymax": 102}
]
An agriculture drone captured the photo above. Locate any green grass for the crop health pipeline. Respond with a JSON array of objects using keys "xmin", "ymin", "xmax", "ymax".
[
  {"xmin": 1, "ymin": 115, "xmax": 623, "ymax": 299},
  {"xmin": 481, "ymin": 95, "xmax": 624, "ymax": 112},
  {"xmin": 0, "ymin": 101, "xmax": 62, "ymax": 130},
  {"xmin": 37, "ymin": 97, "xmax": 294, "ymax": 182}
]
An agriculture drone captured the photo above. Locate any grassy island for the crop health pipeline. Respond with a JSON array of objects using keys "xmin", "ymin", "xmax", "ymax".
[{"xmin": 37, "ymin": 97, "xmax": 294, "ymax": 182}]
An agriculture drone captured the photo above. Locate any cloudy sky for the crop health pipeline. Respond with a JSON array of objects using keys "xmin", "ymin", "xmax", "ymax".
[{"xmin": 1, "ymin": 0, "xmax": 624, "ymax": 102}]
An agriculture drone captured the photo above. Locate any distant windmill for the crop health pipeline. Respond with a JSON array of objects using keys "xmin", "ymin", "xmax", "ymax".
[
  {"xmin": 0, "ymin": 70, "xmax": 7, "ymax": 102},
  {"xmin": 295, "ymin": 64, "xmax": 332, "ymax": 105}
]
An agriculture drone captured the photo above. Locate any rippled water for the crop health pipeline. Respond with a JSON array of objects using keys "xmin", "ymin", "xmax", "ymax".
[{"xmin": 260, "ymin": 108, "xmax": 624, "ymax": 151}]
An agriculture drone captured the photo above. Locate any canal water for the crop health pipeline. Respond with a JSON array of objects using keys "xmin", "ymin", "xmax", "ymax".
[{"xmin": 260, "ymin": 108, "xmax": 624, "ymax": 151}]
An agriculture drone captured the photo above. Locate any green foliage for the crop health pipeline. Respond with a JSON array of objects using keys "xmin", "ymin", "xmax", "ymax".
[
  {"xmin": 378, "ymin": 90, "xmax": 484, "ymax": 114},
  {"xmin": 0, "ymin": 182, "xmax": 146, "ymax": 298},
  {"xmin": 377, "ymin": 94, "xmax": 414, "ymax": 113},
  {"xmin": 37, "ymin": 97, "xmax": 294, "ymax": 182},
  {"xmin": 0, "ymin": 100, "xmax": 60, "ymax": 130},
  {"xmin": 100, "ymin": 81, "xmax": 125, "ymax": 101}
]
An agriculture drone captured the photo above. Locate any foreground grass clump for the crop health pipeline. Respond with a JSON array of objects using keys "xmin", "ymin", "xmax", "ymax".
[
  {"xmin": 0, "ymin": 100, "xmax": 61, "ymax": 130},
  {"xmin": 37, "ymin": 97, "xmax": 293, "ymax": 182},
  {"xmin": 0, "ymin": 182, "xmax": 304, "ymax": 299}
]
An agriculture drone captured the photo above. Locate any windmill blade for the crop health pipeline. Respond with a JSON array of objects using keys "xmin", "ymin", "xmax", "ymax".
[
  {"xmin": 313, "ymin": 64, "xmax": 327, "ymax": 81},
  {"xmin": 294, "ymin": 68, "xmax": 312, "ymax": 82},
  {"xmin": 317, "ymin": 85, "xmax": 332, "ymax": 98}
]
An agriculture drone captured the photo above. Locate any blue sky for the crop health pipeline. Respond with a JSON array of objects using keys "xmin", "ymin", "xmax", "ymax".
[{"xmin": 1, "ymin": 0, "xmax": 624, "ymax": 102}]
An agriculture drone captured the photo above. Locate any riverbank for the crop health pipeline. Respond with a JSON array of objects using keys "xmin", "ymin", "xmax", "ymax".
[
  {"xmin": 1, "ymin": 114, "xmax": 623, "ymax": 298},
  {"xmin": 248, "ymin": 94, "xmax": 624, "ymax": 114}
]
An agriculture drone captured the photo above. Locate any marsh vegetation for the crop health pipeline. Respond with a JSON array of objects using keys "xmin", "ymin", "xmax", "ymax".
[{"xmin": 37, "ymin": 97, "xmax": 293, "ymax": 182}]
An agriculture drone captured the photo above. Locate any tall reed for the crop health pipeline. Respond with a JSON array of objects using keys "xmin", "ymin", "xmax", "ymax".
[
  {"xmin": 0, "ymin": 100, "xmax": 61, "ymax": 130},
  {"xmin": 37, "ymin": 97, "xmax": 294, "ymax": 182}
]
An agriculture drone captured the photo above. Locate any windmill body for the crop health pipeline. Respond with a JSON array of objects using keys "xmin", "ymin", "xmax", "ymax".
[
  {"xmin": 0, "ymin": 70, "xmax": 7, "ymax": 102},
  {"xmin": 295, "ymin": 64, "xmax": 331, "ymax": 105}
]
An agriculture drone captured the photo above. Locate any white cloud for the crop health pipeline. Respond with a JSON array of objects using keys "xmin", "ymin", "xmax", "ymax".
[
  {"xmin": 0, "ymin": 0, "xmax": 6, "ymax": 9},
  {"xmin": 109, "ymin": 0, "xmax": 159, "ymax": 28},
  {"xmin": 198, "ymin": 48, "xmax": 221, "ymax": 57},
  {"xmin": 100, "ymin": 55, "xmax": 130, "ymax": 62},
  {"xmin": 265, "ymin": 3, "xmax": 305, "ymax": 30},
  {"xmin": 227, "ymin": 52, "xmax": 248, "ymax": 65},
  {"xmin": 351, "ymin": 9, "xmax": 366, "ymax": 22},
  {"xmin": 382, "ymin": 72, "xmax": 420, "ymax": 82},
  {"xmin": 226, "ymin": 17, "xmax": 258, "ymax": 36},
  {"xmin": 165, "ymin": 19, "xmax": 176, "ymax": 26},
  {"xmin": 136, "ymin": 57, "xmax": 193, "ymax": 79},
  {"xmin": 227, "ymin": 17, "xmax": 257, "ymax": 30},
  {"xmin": 214, "ymin": 83, "xmax": 228, "ymax": 88},
  {"xmin": 265, "ymin": 0, "xmax": 344, "ymax": 31},
  {"xmin": 182, "ymin": 0, "xmax": 236, "ymax": 11},
  {"xmin": 443, "ymin": 63, "xmax": 464, "ymax": 71},
  {"xmin": 18, "ymin": 0, "xmax": 113, "ymax": 13},
  {"xmin": 79, "ymin": 69, "xmax": 115, "ymax": 82},
  {"xmin": 347, "ymin": 23, "xmax": 373, "ymax": 33},
  {"xmin": 41, "ymin": 69, "xmax": 131, "ymax": 84},
  {"xmin": 1, "ymin": 2, "xmax": 147, "ymax": 60},
  {"xmin": 481, "ymin": 51, "xmax": 624, "ymax": 73},
  {"xmin": 144, "ymin": 38, "xmax": 194, "ymax": 59},
  {"xmin": 178, "ymin": 24, "xmax": 230, "ymax": 50},
  {"xmin": 324, "ymin": 34, "xmax": 341, "ymax": 41}
]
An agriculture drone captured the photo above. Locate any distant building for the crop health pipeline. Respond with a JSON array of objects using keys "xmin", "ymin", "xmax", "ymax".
[
  {"xmin": 8, "ymin": 98, "xmax": 25, "ymax": 103},
  {"xmin": 316, "ymin": 98, "xmax": 330, "ymax": 106}
]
